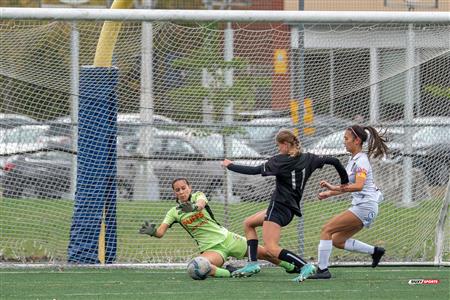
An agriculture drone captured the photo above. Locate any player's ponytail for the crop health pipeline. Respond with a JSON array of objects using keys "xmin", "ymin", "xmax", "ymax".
[
  {"xmin": 276, "ymin": 129, "xmax": 301, "ymax": 157},
  {"xmin": 364, "ymin": 126, "xmax": 389, "ymax": 159},
  {"xmin": 347, "ymin": 125, "xmax": 388, "ymax": 159}
]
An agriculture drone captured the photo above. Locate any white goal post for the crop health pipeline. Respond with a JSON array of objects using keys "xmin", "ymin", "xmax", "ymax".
[
  {"xmin": 0, "ymin": 8, "xmax": 449, "ymax": 267},
  {"xmin": 0, "ymin": 8, "xmax": 450, "ymax": 23}
]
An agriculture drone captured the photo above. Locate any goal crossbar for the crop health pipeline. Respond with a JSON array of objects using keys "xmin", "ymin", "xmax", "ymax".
[{"xmin": 0, "ymin": 8, "xmax": 449, "ymax": 23}]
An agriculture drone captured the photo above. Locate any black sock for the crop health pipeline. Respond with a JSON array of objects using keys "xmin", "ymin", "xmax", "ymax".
[
  {"xmin": 247, "ymin": 239, "xmax": 258, "ymax": 262},
  {"xmin": 278, "ymin": 249, "xmax": 307, "ymax": 268}
]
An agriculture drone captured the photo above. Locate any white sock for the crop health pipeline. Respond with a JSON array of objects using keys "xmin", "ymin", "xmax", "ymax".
[
  {"xmin": 344, "ymin": 239, "xmax": 374, "ymax": 254},
  {"xmin": 318, "ymin": 240, "xmax": 333, "ymax": 270}
]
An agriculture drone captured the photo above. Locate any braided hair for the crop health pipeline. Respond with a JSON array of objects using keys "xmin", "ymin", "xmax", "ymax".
[{"xmin": 276, "ymin": 129, "xmax": 301, "ymax": 157}]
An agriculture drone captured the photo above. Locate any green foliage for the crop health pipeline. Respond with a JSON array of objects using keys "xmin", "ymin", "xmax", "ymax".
[
  {"xmin": 424, "ymin": 84, "xmax": 450, "ymax": 99},
  {"xmin": 166, "ymin": 27, "xmax": 270, "ymax": 123},
  {"xmin": 154, "ymin": 0, "xmax": 204, "ymax": 9},
  {"xmin": 0, "ymin": 0, "xmax": 39, "ymax": 7},
  {"xmin": 0, "ymin": 21, "xmax": 71, "ymax": 120}
]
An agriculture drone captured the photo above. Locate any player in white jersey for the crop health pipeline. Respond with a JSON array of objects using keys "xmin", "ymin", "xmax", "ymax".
[{"xmin": 309, "ymin": 125, "xmax": 388, "ymax": 279}]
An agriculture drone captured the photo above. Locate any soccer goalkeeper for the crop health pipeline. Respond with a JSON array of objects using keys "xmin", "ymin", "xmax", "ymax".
[{"xmin": 139, "ymin": 177, "xmax": 300, "ymax": 278}]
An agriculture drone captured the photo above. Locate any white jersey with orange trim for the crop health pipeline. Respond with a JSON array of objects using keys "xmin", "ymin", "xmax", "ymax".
[{"xmin": 346, "ymin": 152, "xmax": 382, "ymax": 205}]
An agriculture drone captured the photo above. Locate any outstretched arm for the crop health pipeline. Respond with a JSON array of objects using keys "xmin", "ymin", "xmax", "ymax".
[
  {"xmin": 153, "ymin": 223, "xmax": 169, "ymax": 238},
  {"xmin": 221, "ymin": 159, "xmax": 262, "ymax": 175},
  {"xmin": 320, "ymin": 156, "xmax": 349, "ymax": 185},
  {"xmin": 139, "ymin": 222, "xmax": 169, "ymax": 238},
  {"xmin": 321, "ymin": 175, "xmax": 364, "ymax": 193}
]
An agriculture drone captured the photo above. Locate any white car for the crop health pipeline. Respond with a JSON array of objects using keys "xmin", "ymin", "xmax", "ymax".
[
  {"xmin": 0, "ymin": 125, "xmax": 50, "ymax": 156},
  {"xmin": 0, "ymin": 125, "xmax": 50, "ymax": 179},
  {"xmin": 43, "ymin": 113, "xmax": 177, "ymax": 143},
  {"xmin": 0, "ymin": 113, "xmax": 38, "ymax": 129},
  {"xmin": 240, "ymin": 115, "xmax": 351, "ymax": 155}
]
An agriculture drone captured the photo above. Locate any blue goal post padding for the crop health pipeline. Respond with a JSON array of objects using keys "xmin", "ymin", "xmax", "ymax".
[{"xmin": 67, "ymin": 66, "xmax": 119, "ymax": 264}]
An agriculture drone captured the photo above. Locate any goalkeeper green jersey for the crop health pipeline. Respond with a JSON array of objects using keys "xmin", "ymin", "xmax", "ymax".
[{"xmin": 162, "ymin": 191, "xmax": 228, "ymax": 252}]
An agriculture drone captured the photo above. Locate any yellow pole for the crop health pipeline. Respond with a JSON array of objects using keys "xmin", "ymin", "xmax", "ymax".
[
  {"xmin": 290, "ymin": 100, "xmax": 299, "ymax": 137},
  {"xmin": 93, "ymin": 0, "xmax": 134, "ymax": 68},
  {"xmin": 303, "ymin": 98, "xmax": 315, "ymax": 136},
  {"xmin": 95, "ymin": 0, "xmax": 134, "ymax": 264}
]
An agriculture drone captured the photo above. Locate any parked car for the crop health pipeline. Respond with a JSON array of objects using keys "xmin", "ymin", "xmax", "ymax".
[
  {"xmin": 1, "ymin": 128, "xmax": 268, "ymax": 202},
  {"xmin": 1, "ymin": 149, "xmax": 135, "ymax": 200},
  {"xmin": 40, "ymin": 113, "xmax": 178, "ymax": 147},
  {"xmin": 306, "ymin": 119, "xmax": 450, "ymax": 186},
  {"xmin": 117, "ymin": 113, "xmax": 178, "ymax": 137},
  {"xmin": 239, "ymin": 115, "xmax": 351, "ymax": 155},
  {"xmin": 304, "ymin": 126, "xmax": 404, "ymax": 157},
  {"xmin": 120, "ymin": 129, "xmax": 270, "ymax": 201},
  {"xmin": 2, "ymin": 151, "xmax": 72, "ymax": 199},
  {"xmin": 0, "ymin": 124, "xmax": 50, "ymax": 154},
  {"xmin": 0, "ymin": 124, "xmax": 51, "ymax": 181},
  {"xmin": 411, "ymin": 125, "xmax": 450, "ymax": 185},
  {"xmin": 0, "ymin": 113, "xmax": 38, "ymax": 129},
  {"xmin": 236, "ymin": 109, "xmax": 289, "ymax": 122},
  {"xmin": 387, "ymin": 117, "xmax": 450, "ymax": 186}
]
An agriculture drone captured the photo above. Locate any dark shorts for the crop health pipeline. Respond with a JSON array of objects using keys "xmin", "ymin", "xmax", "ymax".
[{"xmin": 264, "ymin": 201, "xmax": 294, "ymax": 227}]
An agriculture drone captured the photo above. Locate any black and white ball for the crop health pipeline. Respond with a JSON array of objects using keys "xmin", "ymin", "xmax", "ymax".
[{"xmin": 187, "ymin": 256, "xmax": 212, "ymax": 280}]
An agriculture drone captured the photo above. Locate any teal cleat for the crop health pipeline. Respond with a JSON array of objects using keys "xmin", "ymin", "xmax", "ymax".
[
  {"xmin": 231, "ymin": 262, "xmax": 261, "ymax": 278},
  {"xmin": 291, "ymin": 263, "xmax": 316, "ymax": 283}
]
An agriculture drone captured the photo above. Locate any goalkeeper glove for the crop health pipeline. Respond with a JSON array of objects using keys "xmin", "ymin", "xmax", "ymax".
[
  {"xmin": 176, "ymin": 202, "xmax": 198, "ymax": 213},
  {"xmin": 139, "ymin": 221, "xmax": 157, "ymax": 236}
]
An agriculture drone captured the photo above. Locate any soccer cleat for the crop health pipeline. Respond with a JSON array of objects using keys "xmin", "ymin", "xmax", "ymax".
[
  {"xmin": 371, "ymin": 247, "xmax": 385, "ymax": 268},
  {"xmin": 291, "ymin": 263, "xmax": 316, "ymax": 282},
  {"xmin": 308, "ymin": 268, "xmax": 332, "ymax": 279},
  {"xmin": 231, "ymin": 262, "xmax": 261, "ymax": 278},
  {"xmin": 224, "ymin": 264, "xmax": 238, "ymax": 274},
  {"xmin": 285, "ymin": 264, "xmax": 301, "ymax": 274}
]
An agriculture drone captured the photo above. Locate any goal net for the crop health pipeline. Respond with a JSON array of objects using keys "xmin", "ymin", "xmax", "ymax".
[{"xmin": 0, "ymin": 9, "xmax": 449, "ymax": 266}]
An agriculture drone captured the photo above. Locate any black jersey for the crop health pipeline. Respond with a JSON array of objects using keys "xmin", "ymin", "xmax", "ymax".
[{"xmin": 227, "ymin": 153, "xmax": 348, "ymax": 217}]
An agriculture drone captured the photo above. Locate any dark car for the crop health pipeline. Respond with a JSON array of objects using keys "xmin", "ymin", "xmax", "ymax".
[
  {"xmin": 2, "ymin": 149, "xmax": 135, "ymax": 200},
  {"xmin": 120, "ymin": 129, "xmax": 270, "ymax": 201},
  {"xmin": 412, "ymin": 125, "xmax": 450, "ymax": 185},
  {"xmin": 2, "ymin": 151, "xmax": 72, "ymax": 199},
  {"xmin": 2, "ymin": 129, "xmax": 268, "ymax": 202},
  {"xmin": 388, "ymin": 118, "xmax": 450, "ymax": 186}
]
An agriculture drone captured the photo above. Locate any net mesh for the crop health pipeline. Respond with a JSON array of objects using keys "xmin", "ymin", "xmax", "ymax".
[{"xmin": 0, "ymin": 18, "xmax": 449, "ymax": 264}]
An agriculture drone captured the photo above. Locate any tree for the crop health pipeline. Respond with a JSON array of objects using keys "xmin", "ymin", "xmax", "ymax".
[
  {"xmin": 424, "ymin": 84, "xmax": 450, "ymax": 99},
  {"xmin": 166, "ymin": 26, "xmax": 270, "ymax": 123}
]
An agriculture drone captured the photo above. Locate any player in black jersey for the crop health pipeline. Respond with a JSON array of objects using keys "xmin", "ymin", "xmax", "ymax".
[{"xmin": 222, "ymin": 129, "xmax": 349, "ymax": 282}]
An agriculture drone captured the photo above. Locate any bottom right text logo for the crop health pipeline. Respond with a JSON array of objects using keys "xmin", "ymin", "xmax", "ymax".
[{"xmin": 408, "ymin": 279, "xmax": 440, "ymax": 285}]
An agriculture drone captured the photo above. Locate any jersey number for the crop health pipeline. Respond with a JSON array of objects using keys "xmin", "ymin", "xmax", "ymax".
[{"xmin": 292, "ymin": 169, "xmax": 306, "ymax": 190}]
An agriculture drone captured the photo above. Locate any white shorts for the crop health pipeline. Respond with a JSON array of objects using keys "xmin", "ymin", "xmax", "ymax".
[{"xmin": 348, "ymin": 201, "xmax": 379, "ymax": 228}]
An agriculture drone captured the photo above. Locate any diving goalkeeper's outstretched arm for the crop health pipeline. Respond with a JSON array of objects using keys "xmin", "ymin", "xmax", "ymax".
[{"xmin": 139, "ymin": 222, "xmax": 169, "ymax": 238}]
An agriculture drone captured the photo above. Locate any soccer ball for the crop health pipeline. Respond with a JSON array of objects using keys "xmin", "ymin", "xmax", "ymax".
[{"xmin": 187, "ymin": 256, "xmax": 212, "ymax": 280}]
